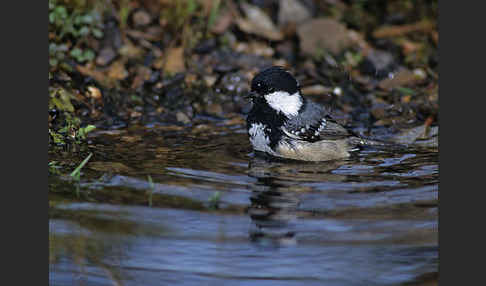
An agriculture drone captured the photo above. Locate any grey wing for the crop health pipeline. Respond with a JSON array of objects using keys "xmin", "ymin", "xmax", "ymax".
[{"xmin": 282, "ymin": 100, "xmax": 351, "ymax": 142}]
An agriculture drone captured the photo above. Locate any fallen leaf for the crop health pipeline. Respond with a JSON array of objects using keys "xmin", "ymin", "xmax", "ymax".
[
  {"xmin": 107, "ymin": 60, "xmax": 128, "ymax": 80},
  {"xmin": 372, "ymin": 20, "xmax": 435, "ymax": 38},
  {"xmin": 120, "ymin": 135, "xmax": 142, "ymax": 143},
  {"xmin": 400, "ymin": 40, "xmax": 422, "ymax": 55},
  {"xmin": 224, "ymin": 116, "xmax": 245, "ymax": 126},
  {"xmin": 401, "ymin": 95, "xmax": 412, "ymax": 103},
  {"xmin": 77, "ymin": 64, "xmax": 115, "ymax": 88},
  {"xmin": 163, "ymin": 47, "xmax": 185, "ymax": 74},
  {"xmin": 156, "ymin": 147, "xmax": 170, "ymax": 153},
  {"xmin": 378, "ymin": 68, "xmax": 424, "ymax": 91},
  {"xmin": 210, "ymin": 8, "xmax": 233, "ymax": 34},
  {"xmin": 236, "ymin": 3, "xmax": 283, "ymax": 41},
  {"xmin": 151, "ymin": 125, "xmax": 184, "ymax": 131},
  {"xmin": 131, "ymin": 66, "xmax": 152, "ymax": 89},
  {"xmin": 119, "ymin": 41, "xmax": 144, "ymax": 59},
  {"xmin": 153, "ymin": 55, "xmax": 165, "ymax": 69},
  {"xmin": 234, "ymin": 41, "xmax": 274, "ymax": 57},
  {"xmin": 430, "ymin": 31, "xmax": 438, "ymax": 45},
  {"xmin": 205, "ymin": 103, "xmax": 223, "ymax": 116}
]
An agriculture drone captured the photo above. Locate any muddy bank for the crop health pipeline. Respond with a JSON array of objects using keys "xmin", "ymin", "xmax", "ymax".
[{"xmin": 49, "ymin": 0, "xmax": 438, "ymax": 147}]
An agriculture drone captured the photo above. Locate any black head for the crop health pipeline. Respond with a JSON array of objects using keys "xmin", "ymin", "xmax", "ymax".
[{"xmin": 250, "ymin": 66, "xmax": 300, "ymax": 97}]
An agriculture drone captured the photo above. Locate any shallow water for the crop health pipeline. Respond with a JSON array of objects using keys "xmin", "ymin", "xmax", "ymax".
[{"xmin": 49, "ymin": 122, "xmax": 438, "ymax": 286}]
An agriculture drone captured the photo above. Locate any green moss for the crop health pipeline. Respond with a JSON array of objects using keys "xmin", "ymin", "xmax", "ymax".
[
  {"xmin": 49, "ymin": 0, "xmax": 104, "ymax": 71},
  {"xmin": 48, "ymin": 91, "xmax": 96, "ymax": 146}
]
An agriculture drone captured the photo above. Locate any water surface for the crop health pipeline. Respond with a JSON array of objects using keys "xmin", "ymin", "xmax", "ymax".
[{"xmin": 49, "ymin": 122, "xmax": 438, "ymax": 286}]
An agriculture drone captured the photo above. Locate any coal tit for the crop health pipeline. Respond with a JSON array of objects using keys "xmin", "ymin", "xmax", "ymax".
[{"xmin": 246, "ymin": 66, "xmax": 370, "ymax": 162}]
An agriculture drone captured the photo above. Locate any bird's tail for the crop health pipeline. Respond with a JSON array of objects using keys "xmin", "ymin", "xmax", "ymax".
[{"xmin": 348, "ymin": 136, "xmax": 405, "ymax": 150}]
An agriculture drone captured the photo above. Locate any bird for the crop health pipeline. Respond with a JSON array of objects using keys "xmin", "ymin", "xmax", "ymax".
[{"xmin": 245, "ymin": 66, "xmax": 383, "ymax": 162}]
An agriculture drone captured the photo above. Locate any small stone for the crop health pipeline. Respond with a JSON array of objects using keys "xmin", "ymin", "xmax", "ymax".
[
  {"xmin": 203, "ymin": 75, "xmax": 217, "ymax": 87},
  {"xmin": 297, "ymin": 18, "xmax": 355, "ymax": 56},
  {"xmin": 176, "ymin": 112, "xmax": 191, "ymax": 124},
  {"xmin": 360, "ymin": 49, "xmax": 395, "ymax": 78},
  {"xmin": 220, "ymin": 72, "xmax": 250, "ymax": 93},
  {"xmin": 278, "ymin": 0, "xmax": 311, "ymax": 27},
  {"xmin": 205, "ymin": 103, "xmax": 223, "ymax": 117},
  {"xmin": 130, "ymin": 111, "xmax": 142, "ymax": 118},
  {"xmin": 86, "ymin": 86, "xmax": 102, "ymax": 99},
  {"xmin": 413, "ymin": 68, "xmax": 427, "ymax": 80},
  {"xmin": 132, "ymin": 10, "xmax": 151, "ymax": 27},
  {"xmin": 96, "ymin": 47, "xmax": 117, "ymax": 66},
  {"xmin": 332, "ymin": 87, "xmax": 342, "ymax": 96},
  {"xmin": 301, "ymin": 85, "xmax": 331, "ymax": 96}
]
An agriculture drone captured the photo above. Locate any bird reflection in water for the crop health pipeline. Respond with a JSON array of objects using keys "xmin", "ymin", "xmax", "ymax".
[
  {"xmin": 248, "ymin": 178, "xmax": 299, "ymax": 248},
  {"xmin": 246, "ymin": 154, "xmax": 348, "ymax": 249}
]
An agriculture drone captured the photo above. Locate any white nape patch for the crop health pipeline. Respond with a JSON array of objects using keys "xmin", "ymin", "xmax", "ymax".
[
  {"xmin": 248, "ymin": 123, "xmax": 274, "ymax": 154},
  {"xmin": 264, "ymin": 91, "xmax": 302, "ymax": 117}
]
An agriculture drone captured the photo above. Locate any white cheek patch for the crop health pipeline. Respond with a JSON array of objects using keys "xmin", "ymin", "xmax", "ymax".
[
  {"xmin": 248, "ymin": 123, "xmax": 274, "ymax": 154},
  {"xmin": 264, "ymin": 91, "xmax": 302, "ymax": 117}
]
